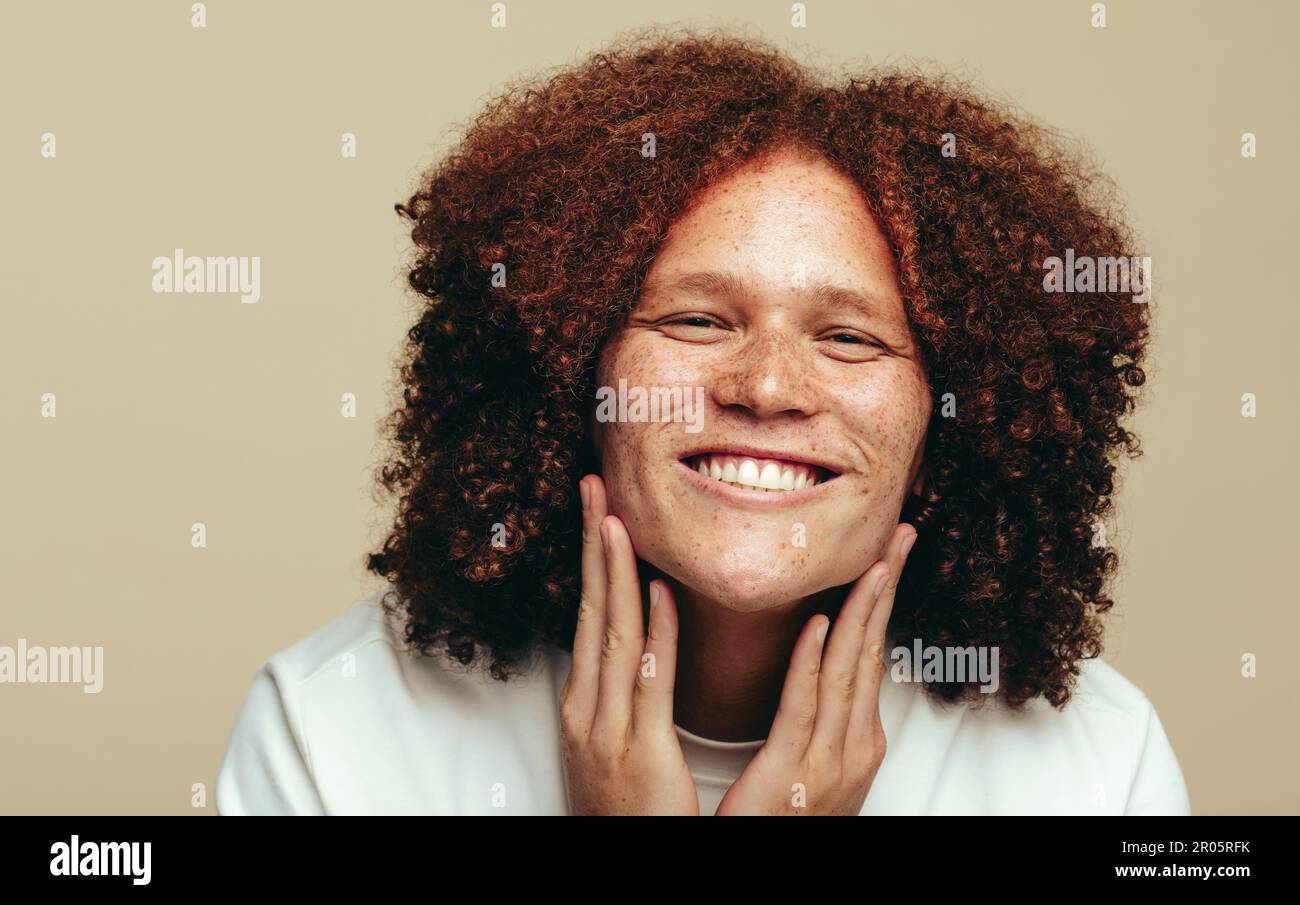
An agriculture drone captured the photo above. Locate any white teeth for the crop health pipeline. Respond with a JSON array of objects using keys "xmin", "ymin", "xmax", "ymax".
[{"xmin": 686, "ymin": 454, "xmax": 828, "ymax": 493}]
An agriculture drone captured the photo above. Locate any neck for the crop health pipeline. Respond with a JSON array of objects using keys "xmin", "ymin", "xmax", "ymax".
[{"xmin": 656, "ymin": 576, "xmax": 845, "ymax": 742}]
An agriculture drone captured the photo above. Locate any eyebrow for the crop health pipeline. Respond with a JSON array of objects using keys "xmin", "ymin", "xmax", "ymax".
[{"xmin": 637, "ymin": 269, "xmax": 890, "ymax": 318}]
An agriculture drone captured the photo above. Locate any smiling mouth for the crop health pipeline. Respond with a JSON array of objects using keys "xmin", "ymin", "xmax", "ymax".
[{"xmin": 681, "ymin": 453, "xmax": 839, "ymax": 493}]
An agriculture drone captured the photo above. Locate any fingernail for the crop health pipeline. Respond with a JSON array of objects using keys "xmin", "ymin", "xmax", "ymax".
[
  {"xmin": 815, "ymin": 620, "xmax": 829, "ymax": 643},
  {"xmin": 873, "ymin": 571, "xmax": 889, "ymax": 600},
  {"xmin": 901, "ymin": 530, "xmax": 917, "ymax": 559},
  {"xmin": 599, "ymin": 519, "xmax": 610, "ymax": 552},
  {"xmin": 579, "ymin": 480, "xmax": 590, "ymax": 511},
  {"xmin": 649, "ymin": 581, "xmax": 661, "ymax": 611}
]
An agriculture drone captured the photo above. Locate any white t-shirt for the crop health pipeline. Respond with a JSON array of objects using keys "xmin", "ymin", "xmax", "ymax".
[{"xmin": 215, "ymin": 588, "xmax": 1192, "ymax": 815}]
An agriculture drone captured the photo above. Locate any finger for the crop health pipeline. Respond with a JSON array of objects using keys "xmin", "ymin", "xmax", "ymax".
[
  {"xmin": 809, "ymin": 557, "xmax": 889, "ymax": 755},
  {"xmin": 562, "ymin": 475, "xmax": 609, "ymax": 731},
  {"xmin": 631, "ymin": 579, "xmax": 679, "ymax": 737},
  {"xmin": 765, "ymin": 614, "xmax": 830, "ymax": 762},
  {"xmin": 849, "ymin": 524, "xmax": 917, "ymax": 743},
  {"xmin": 591, "ymin": 514, "xmax": 647, "ymax": 736}
]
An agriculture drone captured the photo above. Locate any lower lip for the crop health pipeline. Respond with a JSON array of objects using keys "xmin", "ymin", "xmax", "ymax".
[{"xmin": 674, "ymin": 459, "xmax": 837, "ymax": 508}]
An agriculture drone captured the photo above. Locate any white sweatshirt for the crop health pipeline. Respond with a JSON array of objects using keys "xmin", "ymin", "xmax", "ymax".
[{"xmin": 215, "ymin": 588, "xmax": 1192, "ymax": 816}]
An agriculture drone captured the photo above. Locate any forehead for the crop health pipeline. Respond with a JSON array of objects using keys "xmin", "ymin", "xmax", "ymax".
[{"xmin": 645, "ymin": 146, "xmax": 902, "ymax": 307}]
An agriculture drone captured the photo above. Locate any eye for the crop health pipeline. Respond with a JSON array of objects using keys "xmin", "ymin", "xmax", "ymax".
[
  {"xmin": 823, "ymin": 329, "xmax": 883, "ymax": 347},
  {"xmin": 655, "ymin": 314, "xmax": 728, "ymax": 343},
  {"xmin": 820, "ymin": 330, "xmax": 887, "ymax": 362},
  {"xmin": 669, "ymin": 316, "xmax": 718, "ymax": 329}
]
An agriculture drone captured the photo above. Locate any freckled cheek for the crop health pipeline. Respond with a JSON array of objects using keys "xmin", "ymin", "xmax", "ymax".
[
  {"xmin": 840, "ymin": 372, "xmax": 931, "ymax": 481},
  {"xmin": 594, "ymin": 341, "xmax": 689, "ymax": 496},
  {"xmin": 602, "ymin": 338, "xmax": 702, "ymax": 388}
]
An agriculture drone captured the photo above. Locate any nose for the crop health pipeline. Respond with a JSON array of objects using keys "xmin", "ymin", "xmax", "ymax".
[{"xmin": 711, "ymin": 326, "xmax": 819, "ymax": 419}]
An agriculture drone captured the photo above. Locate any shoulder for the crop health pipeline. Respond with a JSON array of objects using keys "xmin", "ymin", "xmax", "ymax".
[
  {"xmin": 1014, "ymin": 657, "xmax": 1190, "ymax": 815},
  {"xmin": 232, "ymin": 585, "xmax": 566, "ymax": 734},
  {"xmin": 215, "ymin": 587, "xmax": 567, "ymax": 814},
  {"xmin": 877, "ymin": 655, "xmax": 1190, "ymax": 815},
  {"xmin": 1069, "ymin": 657, "xmax": 1190, "ymax": 814},
  {"xmin": 1008, "ymin": 656, "xmax": 1174, "ymax": 762},
  {"xmin": 261, "ymin": 586, "xmax": 400, "ymax": 687},
  {"xmin": 1053, "ymin": 658, "xmax": 1171, "ymax": 768},
  {"xmin": 214, "ymin": 589, "xmax": 396, "ymax": 814},
  {"xmin": 1069, "ymin": 656, "xmax": 1156, "ymax": 719}
]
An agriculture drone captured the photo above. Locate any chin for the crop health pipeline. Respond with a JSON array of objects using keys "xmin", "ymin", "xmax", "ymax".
[
  {"xmin": 647, "ymin": 542, "xmax": 847, "ymax": 612},
  {"xmin": 607, "ymin": 456, "xmax": 885, "ymax": 608}
]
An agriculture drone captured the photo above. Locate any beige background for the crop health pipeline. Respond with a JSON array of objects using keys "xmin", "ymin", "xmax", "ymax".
[{"xmin": 2, "ymin": 0, "xmax": 1296, "ymax": 815}]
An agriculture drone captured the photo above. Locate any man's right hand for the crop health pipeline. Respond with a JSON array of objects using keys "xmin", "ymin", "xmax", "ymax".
[{"xmin": 558, "ymin": 474, "xmax": 700, "ymax": 815}]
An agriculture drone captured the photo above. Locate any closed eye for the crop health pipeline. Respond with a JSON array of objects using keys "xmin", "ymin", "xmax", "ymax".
[
  {"xmin": 820, "ymin": 330, "xmax": 888, "ymax": 362},
  {"xmin": 654, "ymin": 314, "xmax": 729, "ymax": 342},
  {"xmin": 824, "ymin": 330, "xmax": 885, "ymax": 348}
]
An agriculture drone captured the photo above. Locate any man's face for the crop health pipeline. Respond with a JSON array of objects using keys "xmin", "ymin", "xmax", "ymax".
[{"xmin": 594, "ymin": 146, "xmax": 931, "ymax": 611}]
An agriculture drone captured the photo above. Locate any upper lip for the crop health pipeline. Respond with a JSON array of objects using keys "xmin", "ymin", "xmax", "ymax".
[{"xmin": 677, "ymin": 444, "xmax": 845, "ymax": 477}]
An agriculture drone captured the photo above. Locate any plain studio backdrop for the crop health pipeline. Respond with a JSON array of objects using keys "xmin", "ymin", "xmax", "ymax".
[{"xmin": 2, "ymin": 0, "xmax": 1296, "ymax": 815}]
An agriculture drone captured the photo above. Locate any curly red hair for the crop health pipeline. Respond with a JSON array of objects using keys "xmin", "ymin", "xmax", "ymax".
[{"xmin": 366, "ymin": 28, "xmax": 1149, "ymax": 709}]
